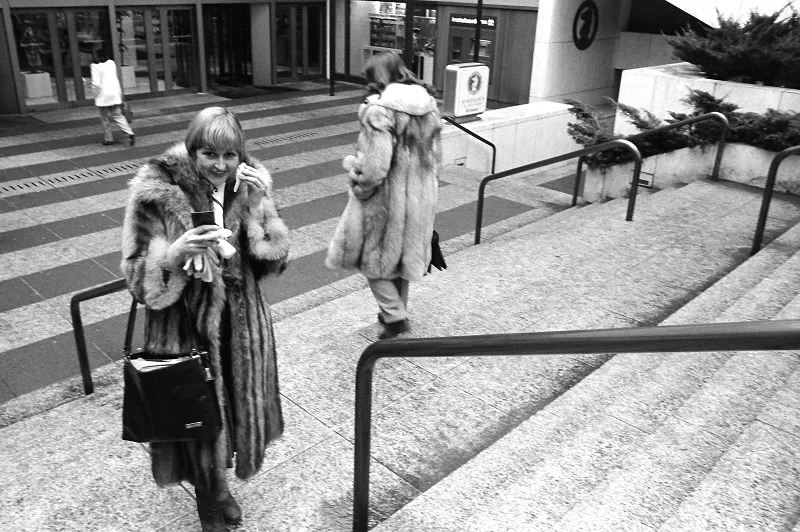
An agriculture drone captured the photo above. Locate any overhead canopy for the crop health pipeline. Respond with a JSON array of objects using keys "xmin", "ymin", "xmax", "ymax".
[{"xmin": 664, "ymin": 0, "xmax": 797, "ymax": 28}]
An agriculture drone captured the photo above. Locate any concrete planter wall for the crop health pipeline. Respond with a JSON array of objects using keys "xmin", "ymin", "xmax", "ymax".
[
  {"xmin": 440, "ymin": 101, "xmax": 581, "ymax": 174},
  {"xmin": 615, "ymin": 63, "xmax": 800, "ymax": 137},
  {"xmin": 581, "ymin": 143, "xmax": 800, "ymax": 203}
]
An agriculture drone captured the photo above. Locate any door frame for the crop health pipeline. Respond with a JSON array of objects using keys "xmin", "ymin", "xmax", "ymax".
[{"xmin": 272, "ymin": 2, "xmax": 325, "ymax": 83}]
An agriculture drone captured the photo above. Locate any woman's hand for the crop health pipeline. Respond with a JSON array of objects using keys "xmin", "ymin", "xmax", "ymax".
[
  {"xmin": 235, "ymin": 163, "xmax": 272, "ymax": 206},
  {"xmin": 166, "ymin": 225, "xmax": 219, "ymax": 268}
]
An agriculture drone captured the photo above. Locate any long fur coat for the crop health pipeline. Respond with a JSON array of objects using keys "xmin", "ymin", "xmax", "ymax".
[
  {"xmin": 120, "ymin": 143, "xmax": 289, "ymax": 484},
  {"xmin": 325, "ymin": 82, "xmax": 442, "ymax": 281}
]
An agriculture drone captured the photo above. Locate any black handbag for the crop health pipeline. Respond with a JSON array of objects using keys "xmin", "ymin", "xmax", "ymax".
[
  {"xmin": 122, "ymin": 349, "xmax": 222, "ymax": 442},
  {"xmin": 428, "ymin": 230, "xmax": 447, "ymax": 273},
  {"xmin": 121, "ymin": 299, "xmax": 221, "ymax": 443}
]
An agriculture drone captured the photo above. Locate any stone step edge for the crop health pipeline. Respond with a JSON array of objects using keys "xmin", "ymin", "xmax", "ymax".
[{"xmin": 373, "ymin": 216, "xmax": 800, "ymax": 529}]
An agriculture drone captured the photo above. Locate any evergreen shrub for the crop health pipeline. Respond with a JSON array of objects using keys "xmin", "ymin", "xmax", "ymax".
[
  {"xmin": 566, "ymin": 90, "xmax": 800, "ymax": 170},
  {"xmin": 666, "ymin": 7, "xmax": 800, "ymax": 89}
]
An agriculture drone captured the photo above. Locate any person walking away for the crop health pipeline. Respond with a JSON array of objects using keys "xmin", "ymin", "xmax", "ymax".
[
  {"xmin": 90, "ymin": 48, "xmax": 135, "ymax": 146},
  {"xmin": 325, "ymin": 50, "xmax": 442, "ymax": 339},
  {"xmin": 121, "ymin": 106, "xmax": 290, "ymax": 531}
]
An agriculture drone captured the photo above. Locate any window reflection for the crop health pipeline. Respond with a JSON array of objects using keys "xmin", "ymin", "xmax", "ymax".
[{"xmin": 13, "ymin": 12, "xmax": 56, "ymax": 106}]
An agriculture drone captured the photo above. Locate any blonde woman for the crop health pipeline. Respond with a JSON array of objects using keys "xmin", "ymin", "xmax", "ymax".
[{"xmin": 121, "ymin": 107, "xmax": 289, "ymax": 531}]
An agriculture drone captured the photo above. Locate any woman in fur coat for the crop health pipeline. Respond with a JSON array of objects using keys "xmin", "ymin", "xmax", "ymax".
[
  {"xmin": 121, "ymin": 107, "xmax": 289, "ymax": 532},
  {"xmin": 326, "ymin": 51, "xmax": 442, "ymax": 339}
]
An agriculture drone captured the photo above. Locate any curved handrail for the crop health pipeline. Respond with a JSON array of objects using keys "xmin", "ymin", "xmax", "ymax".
[
  {"xmin": 351, "ymin": 318, "xmax": 800, "ymax": 531},
  {"xmin": 570, "ymin": 111, "xmax": 730, "ymax": 208},
  {"xmin": 443, "ymin": 116, "xmax": 497, "ymax": 174},
  {"xmin": 751, "ymin": 145, "xmax": 800, "ymax": 255},
  {"xmin": 69, "ymin": 277, "xmax": 134, "ymax": 395},
  {"xmin": 624, "ymin": 111, "xmax": 730, "ymax": 181},
  {"xmin": 475, "ymin": 138, "xmax": 641, "ymax": 244}
]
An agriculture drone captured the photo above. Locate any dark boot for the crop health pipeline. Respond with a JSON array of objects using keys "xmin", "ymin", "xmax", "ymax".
[
  {"xmin": 128, "ymin": 134, "xmax": 135, "ymax": 146},
  {"xmin": 220, "ymin": 492, "xmax": 242, "ymax": 526},
  {"xmin": 195, "ymin": 487, "xmax": 228, "ymax": 532},
  {"xmin": 379, "ymin": 319, "xmax": 410, "ymax": 340}
]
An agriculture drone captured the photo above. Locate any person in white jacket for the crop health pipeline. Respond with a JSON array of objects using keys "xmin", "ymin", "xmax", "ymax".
[{"xmin": 90, "ymin": 48, "xmax": 135, "ymax": 146}]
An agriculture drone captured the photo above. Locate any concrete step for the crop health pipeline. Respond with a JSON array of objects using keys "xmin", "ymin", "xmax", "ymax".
[
  {"xmin": 556, "ymin": 293, "xmax": 800, "ymax": 531},
  {"xmin": 659, "ymin": 334, "xmax": 800, "ymax": 531},
  {"xmin": 373, "ymin": 199, "xmax": 800, "ymax": 530},
  {"xmin": 3, "ymin": 175, "xmax": 800, "ymax": 531}
]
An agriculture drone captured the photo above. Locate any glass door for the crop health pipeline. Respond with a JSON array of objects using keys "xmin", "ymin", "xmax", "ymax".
[
  {"xmin": 275, "ymin": 3, "xmax": 324, "ymax": 81},
  {"xmin": 204, "ymin": 5, "xmax": 252, "ymax": 87}
]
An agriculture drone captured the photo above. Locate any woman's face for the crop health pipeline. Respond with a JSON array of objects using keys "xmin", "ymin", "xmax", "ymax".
[{"xmin": 195, "ymin": 146, "xmax": 240, "ymax": 187}]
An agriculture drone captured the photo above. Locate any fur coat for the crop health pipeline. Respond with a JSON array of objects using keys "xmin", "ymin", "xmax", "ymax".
[
  {"xmin": 325, "ymin": 82, "xmax": 442, "ymax": 281},
  {"xmin": 120, "ymin": 143, "xmax": 290, "ymax": 484}
]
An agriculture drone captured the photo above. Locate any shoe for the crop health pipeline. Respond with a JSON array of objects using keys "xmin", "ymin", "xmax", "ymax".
[
  {"xmin": 379, "ymin": 319, "xmax": 410, "ymax": 340},
  {"xmin": 128, "ymin": 134, "xmax": 135, "ymax": 146},
  {"xmin": 102, "ymin": 140, "xmax": 115, "ymax": 146},
  {"xmin": 220, "ymin": 493, "xmax": 242, "ymax": 526}
]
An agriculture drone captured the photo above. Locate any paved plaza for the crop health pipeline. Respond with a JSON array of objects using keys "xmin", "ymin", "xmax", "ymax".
[{"xmin": 0, "ymin": 82, "xmax": 572, "ymax": 406}]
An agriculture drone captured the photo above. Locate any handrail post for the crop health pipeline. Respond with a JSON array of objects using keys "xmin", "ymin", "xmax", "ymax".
[
  {"xmin": 70, "ymin": 295, "xmax": 94, "ymax": 395},
  {"xmin": 751, "ymin": 145, "xmax": 800, "ymax": 255},
  {"xmin": 69, "ymin": 278, "xmax": 129, "ymax": 395},
  {"xmin": 353, "ymin": 354, "xmax": 378, "ymax": 532},
  {"xmin": 709, "ymin": 112, "xmax": 729, "ymax": 181},
  {"xmin": 625, "ymin": 146, "xmax": 643, "ymax": 222},
  {"xmin": 442, "ymin": 116, "xmax": 497, "ymax": 174},
  {"xmin": 475, "ymin": 178, "xmax": 488, "ymax": 245},
  {"xmin": 572, "ymin": 156, "xmax": 584, "ymax": 207}
]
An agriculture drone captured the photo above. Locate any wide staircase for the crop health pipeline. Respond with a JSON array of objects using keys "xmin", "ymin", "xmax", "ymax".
[{"xmin": 2, "ymin": 168, "xmax": 800, "ymax": 531}]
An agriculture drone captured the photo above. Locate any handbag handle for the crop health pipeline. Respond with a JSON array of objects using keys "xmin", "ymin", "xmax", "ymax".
[
  {"xmin": 123, "ymin": 296, "xmax": 138, "ymax": 359},
  {"xmin": 122, "ymin": 294, "xmax": 202, "ymax": 360}
]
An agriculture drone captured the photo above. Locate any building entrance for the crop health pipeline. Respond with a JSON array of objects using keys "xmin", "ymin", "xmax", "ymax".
[
  {"xmin": 10, "ymin": 5, "xmax": 198, "ymax": 110},
  {"xmin": 274, "ymin": 3, "xmax": 324, "ymax": 81},
  {"xmin": 204, "ymin": 5, "xmax": 252, "ymax": 87}
]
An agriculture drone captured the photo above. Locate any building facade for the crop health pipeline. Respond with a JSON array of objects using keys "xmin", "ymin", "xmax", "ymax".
[{"xmin": 0, "ymin": 0, "xmax": 704, "ymax": 114}]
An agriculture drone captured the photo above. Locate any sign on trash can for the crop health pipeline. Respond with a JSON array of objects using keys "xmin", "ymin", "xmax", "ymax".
[{"xmin": 442, "ymin": 63, "xmax": 489, "ymax": 119}]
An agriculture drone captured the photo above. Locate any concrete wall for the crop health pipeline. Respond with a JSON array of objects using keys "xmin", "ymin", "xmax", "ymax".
[
  {"xmin": 582, "ymin": 143, "xmax": 800, "ymax": 203},
  {"xmin": 530, "ymin": 0, "xmax": 626, "ymax": 106},
  {"xmin": 614, "ymin": 31, "xmax": 675, "ymax": 70},
  {"xmin": 615, "ymin": 63, "xmax": 800, "ymax": 135},
  {"xmin": 441, "ymin": 101, "xmax": 581, "ymax": 174},
  {"xmin": 251, "ymin": 4, "xmax": 271, "ymax": 86}
]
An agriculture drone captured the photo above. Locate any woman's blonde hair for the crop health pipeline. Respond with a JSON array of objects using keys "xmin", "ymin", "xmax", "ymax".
[{"xmin": 185, "ymin": 106, "xmax": 246, "ymax": 160}]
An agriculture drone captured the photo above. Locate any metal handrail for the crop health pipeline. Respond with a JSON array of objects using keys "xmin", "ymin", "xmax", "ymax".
[
  {"xmin": 570, "ymin": 111, "xmax": 730, "ymax": 212},
  {"xmin": 475, "ymin": 138, "xmax": 641, "ymax": 244},
  {"xmin": 443, "ymin": 115, "xmax": 497, "ymax": 174},
  {"xmin": 623, "ymin": 111, "xmax": 730, "ymax": 181},
  {"xmin": 352, "ymin": 318, "xmax": 800, "ymax": 531},
  {"xmin": 69, "ymin": 277, "xmax": 136, "ymax": 395},
  {"xmin": 474, "ymin": 111, "xmax": 730, "ymax": 245},
  {"xmin": 751, "ymin": 145, "xmax": 800, "ymax": 255}
]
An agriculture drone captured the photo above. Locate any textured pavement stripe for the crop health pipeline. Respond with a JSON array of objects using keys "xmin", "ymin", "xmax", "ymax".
[
  {"xmin": 0, "ymin": 170, "xmax": 355, "ymax": 274},
  {"xmin": 0, "ymin": 147, "xmax": 352, "ymax": 215},
  {"xmin": 0, "ymin": 124, "xmax": 358, "ymax": 191},
  {"xmin": 0, "ymin": 89, "xmax": 362, "ymax": 149},
  {"xmin": 0, "ymin": 195, "xmax": 533, "ymax": 359},
  {"xmin": 0, "ymin": 184, "xmax": 483, "ymax": 315},
  {"xmin": 0, "ymin": 105, "xmax": 357, "ymax": 171}
]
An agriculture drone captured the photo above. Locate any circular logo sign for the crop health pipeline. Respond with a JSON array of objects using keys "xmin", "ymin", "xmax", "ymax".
[
  {"xmin": 467, "ymin": 72, "xmax": 482, "ymax": 95},
  {"xmin": 573, "ymin": 0, "xmax": 599, "ymax": 50}
]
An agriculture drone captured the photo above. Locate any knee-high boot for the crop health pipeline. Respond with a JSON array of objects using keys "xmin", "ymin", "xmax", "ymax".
[{"xmin": 195, "ymin": 486, "xmax": 228, "ymax": 532}]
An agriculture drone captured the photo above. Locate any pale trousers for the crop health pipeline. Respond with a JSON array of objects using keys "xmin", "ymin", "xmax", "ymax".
[
  {"xmin": 368, "ymin": 277, "xmax": 409, "ymax": 323},
  {"xmin": 99, "ymin": 104, "xmax": 133, "ymax": 142}
]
